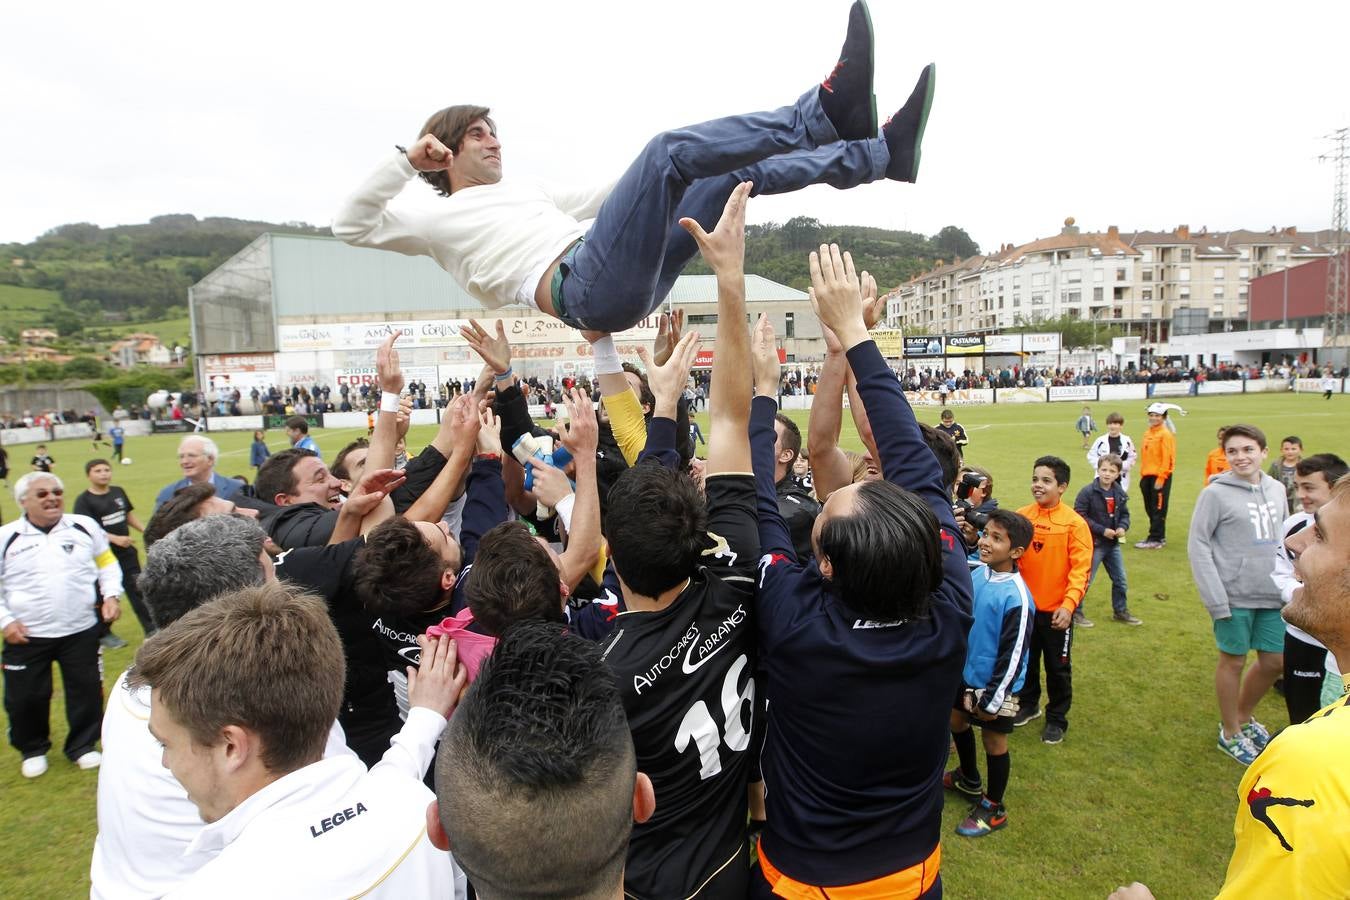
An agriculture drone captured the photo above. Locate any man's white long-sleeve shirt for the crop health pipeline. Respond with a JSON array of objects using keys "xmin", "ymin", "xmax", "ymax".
[
  {"xmin": 332, "ymin": 152, "xmax": 614, "ymax": 311},
  {"xmin": 90, "ymin": 670, "xmax": 360, "ymax": 900},
  {"xmin": 0, "ymin": 514, "xmax": 122, "ymax": 637},
  {"xmin": 163, "ymin": 706, "xmax": 465, "ymax": 899}
]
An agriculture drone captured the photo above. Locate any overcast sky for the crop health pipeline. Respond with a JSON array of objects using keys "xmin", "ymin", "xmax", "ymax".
[{"xmin": 4, "ymin": 0, "xmax": 1348, "ymax": 253}]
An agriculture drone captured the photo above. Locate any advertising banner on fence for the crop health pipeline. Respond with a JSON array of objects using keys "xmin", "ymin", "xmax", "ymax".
[
  {"xmin": 985, "ymin": 334, "xmax": 1022, "ymax": 353},
  {"xmin": 264, "ymin": 413, "xmax": 323, "ymax": 430},
  {"xmin": 903, "ymin": 388, "xmax": 994, "ymax": 406},
  {"xmin": 1048, "ymin": 385, "xmax": 1098, "ymax": 402},
  {"xmin": 1099, "ymin": 384, "xmax": 1148, "ymax": 401},
  {"xmin": 1295, "ymin": 378, "xmax": 1343, "ymax": 394},
  {"xmin": 1243, "ymin": 378, "xmax": 1290, "ymax": 394},
  {"xmin": 996, "ymin": 387, "xmax": 1048, "ymax": 403},
  {"xmin": 1198, "ymin": 381, "xmax": 1243, "ymax": 395},
  {"xmin": 904, "ymin": 336, "xmax": 945, "ymax": 358},
  {"xmin": 1148, "ymin": 382, "xmax": 1193, "ymax": 398},
  {"xmin": 277, "ymin": 316, "xmax": 661, "ymax": 352},
  {"xmin": 206, "ymin": 416, "xmax": 265, "ymax": 432},
  {"xmin": 201, "ymin": 353, "xmax": 276, "ymax": 373},
  {"xmin": 945, "ymin": 335, "xmax": 985, "ymax": 356}
]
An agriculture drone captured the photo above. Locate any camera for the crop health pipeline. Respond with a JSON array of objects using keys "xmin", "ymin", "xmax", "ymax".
[{"xmin": 954, "ymin": 471, "xmax": 989, "ymax": 531}]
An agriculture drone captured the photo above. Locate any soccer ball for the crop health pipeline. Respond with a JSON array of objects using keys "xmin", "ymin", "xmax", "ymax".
[{"xmin": 121, "ymin": 458, "xmax": 133, "ymax": 465}]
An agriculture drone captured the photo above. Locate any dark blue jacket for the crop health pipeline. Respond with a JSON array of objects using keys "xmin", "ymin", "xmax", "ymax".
[
  {"xmin": 1073, "ymin": 478, "xmax": 1131, "ymax": 545},
  {"xmin": 750, "ymin": 340, "xmax": 973, "ymax": 886}
]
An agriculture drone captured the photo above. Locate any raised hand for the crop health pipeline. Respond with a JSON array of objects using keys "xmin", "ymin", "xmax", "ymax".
[
  {"xmin": 679, "ymin": 181, "xmax": 751, "ymax": 277},
  {"xmin": 461, "ymin": 319, "xmax": 513, "ymax": 374},
  {"xmin": 529, "ymin": 460, "xmax": 574, "ymax": 508},
  {"xmin": 376, "ymin": 332, "xmax": 405, "ymax": 396},
  {"xmin": 860, "ymin": 271, "xmax": 885, "ymax": 330},
  {"xmin": 637, "ymin": 331, "xmax": 701, "ymax": 415},
  {"xmin": 653, "ymin": 309, "xmax": 686, "ymax": 367},
  {"xmin": 343, "ymin": 467, "xmax": 408, "ymax": 519},
  {"xmin": 406, "ymin": 634, "xmax": 468, "ymax": 720},
  {"xmin": 396, "ymin": 396, "xmax": 414, "ymax": 439},
  {"xmin": 406, "ymin": 134, "xmax": 454, "ymax": 174},
  {"xmin": 476, "ymin": 400, "xmax": 503, "ymax": 456},
  {"xmin": 445, "ymin": 394, "xmax": 480, "ymax": 456},
  {"xmin": 808, "ymin": 243, "xmax": 867, "ymax": 349},
  {"xmin": 751, "ymin": 314, "xmax": 780, "ymax": 398},
  {"xmin": 558, "ymin": 388, "xmax": 598, "ymax": 457}
]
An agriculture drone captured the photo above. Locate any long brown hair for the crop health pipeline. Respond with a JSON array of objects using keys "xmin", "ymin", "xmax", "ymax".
[{"xmin": 417, "ymin": 104, "xmax": 494, "ymax": 196}]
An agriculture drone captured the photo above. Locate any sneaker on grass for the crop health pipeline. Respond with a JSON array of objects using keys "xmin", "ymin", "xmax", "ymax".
[
  {"xmin": 1113, "ymin": 610, "xmax": 1143, "ymax": 626},
  {"xmin": 956, "ymin": 797, "xmax": 1007, "ymax": 837},
  {"xmin": 1011, "ymin": 705, "xmax": 1042, "ymax": 728},
  {"xmin": 1041, "ymin": 723, "xmax": 1065, "ymax": 744},
  {"xmin": 943, "ymin": 767, "xmax": 982, "ymax": 798},
  {"xmin": 1241, "ymin": 718, "xmax": 1271, "ymax": 751},
  {"xmin": 1072, "ymin": 609, "xmax": 1094, "ymax": 628},
  {"xmin": 1218, "ymin": 725, "xmax": 1259, "ymax": 766}
]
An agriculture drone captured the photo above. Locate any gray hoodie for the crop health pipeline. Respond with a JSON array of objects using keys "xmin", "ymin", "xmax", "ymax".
[{"xmin": 1187, "ymin": 471, "xmax": 1289, "ymax": 620}]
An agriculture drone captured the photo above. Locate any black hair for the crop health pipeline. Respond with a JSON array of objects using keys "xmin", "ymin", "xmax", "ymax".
[
  {"xmin": 468, "ymin": 522, "xmax": 565, "ymax": 635},
  {"xmin": 85, "ymin": 458, "xmax": 111, "ymax": 474},
  {"xmin": 1280, "ymin": 435, "xmax": 1303, "ymax": 448},
  {"xmin": 920, "ymin": 422, "xmax": 961, "ymax": 490},
  {"xmin": 143, "ymin": 482, "xmax": 218, "ymax": 548},
  {"xmin": 1033, "ymin": 455, "xmax": 1071, "ymax": 486},
  {"xmin": 984, "ymin": 508, "xmax": 1033, "ymax": 553},
  {"xmin": 255, "ymin": 448, "xmax": 318, "ymax": 503},
  {"xmin": 774, "ymin": 413, "xmax": 802, "ymax": 462},
  {"xmin": 355, "ymin": 517, "xmax": 453, "ymax": 617},
  {"xmin": 1295, "ymin": 453, "xmax": 1349, "ymax": 484},
  {"xmin": 285, "ymin": 415, "xmax": 310, "ymax": 434},
  {"xmin": 332, "ymin": 438, "xmax": 370, "ymax": 481},
  {"xmin": 818, "ymin": 480, "xmax": 943, "ymax": 621},
  {"xmin": 603, "ymin": 463, "xmax": 710, "ymax": 597},
  {"xmin": 435, "ymin": 622, "xmax": 633, "ymax": 898}
]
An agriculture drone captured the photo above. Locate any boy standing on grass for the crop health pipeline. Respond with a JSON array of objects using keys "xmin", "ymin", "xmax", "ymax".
[
  {"xmin": 1087, "ymin": 412, "xmax": 1135, "ymax": 491},
  {"xmin": 1074, "ymin": 454, "xmax": 1140, "ymax": 626},
  {"xmin": 936, "ymin": 408, "xmax": 969, "ymax": 450},
  {"xmin": 1267, "ymin": 436, "xmax": 1302, "ymax": 511},
  {"xmin": 945, "ymin": 508, "xmax": 1034, "ymax": 837},
  {"xmin": 1188, "ymin": 424, "xmax": 1288, "ymax": 766},
  {"xmin": 1011, "ymin": 456, "xmax": 1092, "ymax": 744},
  {"xmin": 1203, "ymin": 425, "xmax": 1231, "ymax": 485},
  {"xmin": 1135, "ymin": 403, "xmax": 1176, "ymax": 549},
  {"xmin": 1075, "ymin": 406, "xmax": 1097, "ymax": 450}
]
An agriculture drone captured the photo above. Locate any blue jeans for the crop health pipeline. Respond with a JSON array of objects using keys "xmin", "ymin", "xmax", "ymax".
[
  {"xmin": 1087, "ymin": 542, "xmax": 1129, "ymax": 614},
  {"xmin": 558, "ymin": 88, "xmax": 889, "ymax": 332}
]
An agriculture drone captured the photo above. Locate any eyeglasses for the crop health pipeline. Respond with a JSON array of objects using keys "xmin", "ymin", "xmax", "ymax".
[{"xmin": 33, "ymin": 488, "xmax": 64, "ymax": 499}]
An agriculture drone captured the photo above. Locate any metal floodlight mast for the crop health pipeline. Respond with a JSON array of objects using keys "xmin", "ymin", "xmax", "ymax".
[{"xmin": 1323, "ymin": 127, "xmax": 1349, "ymax": 350}]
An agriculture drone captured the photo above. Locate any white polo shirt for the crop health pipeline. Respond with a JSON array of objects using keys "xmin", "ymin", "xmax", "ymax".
[
  {"xmin": 91, "ymin": 670, "xmax": 360, "ymax": 900},
  {"xmin": 0, "ymin": 514, "xmax": 123, "ymax": 637},
  {"xmin": 162, "ymin": 707, "xmax": 464, "ymax": 899}
]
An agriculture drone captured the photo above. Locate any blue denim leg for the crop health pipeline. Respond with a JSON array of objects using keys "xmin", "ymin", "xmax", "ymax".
[
  {"xmin": 1090, "ymin": 542, "xmax": 1129, "ymax": 613},
  {"xmin": 562, "ymin": 88, "xmax": 884, "ymax": 332}
]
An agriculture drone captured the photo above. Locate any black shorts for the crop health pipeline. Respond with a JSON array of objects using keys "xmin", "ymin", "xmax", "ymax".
[{"xmin": 952, "ymin": 689, "xmax": 1015, "ymax": 734}]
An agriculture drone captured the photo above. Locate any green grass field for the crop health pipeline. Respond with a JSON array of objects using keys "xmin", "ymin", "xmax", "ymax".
[
  {"xmin": 0, "ymin": 393, "xmax": 1343, "ymax": 898},
  {"xmin": 0, "ymin": 284, "xmax": 63, "ymax": 331}
]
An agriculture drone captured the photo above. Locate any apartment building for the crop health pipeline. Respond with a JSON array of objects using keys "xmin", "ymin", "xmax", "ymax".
[{"xmin": 888, "ymin": 220, "xmax": 1335, "ymax": 344}]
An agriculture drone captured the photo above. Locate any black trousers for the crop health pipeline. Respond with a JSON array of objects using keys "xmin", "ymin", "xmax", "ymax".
[
  {"xmin": 3, "ymin": 623, "xmax": 104, "ymax": 760},
  {"xmin": 1017, "ymin": 610, "xmax": 1073, "ymax": 729},
  {"xmin": 1284, "ymin": 630, "xmax": 1328, "ymax": 725},
  {"xmin": 1139, "ymin": 475, "xmax": 1173, "ymax": 543}
]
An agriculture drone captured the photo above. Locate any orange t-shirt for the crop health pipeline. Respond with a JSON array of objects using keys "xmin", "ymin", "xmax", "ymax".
[
  {"xmin": 1203, "ymin": 446, "xmax": 1230, "ymax": 485},
  {"xmin": 1139, "ymin": 424, "xmax": 1176, "ymax": 484},
  {"xmin": 1015, "ymin": 501, "xmax": 1094, "ymax": 613}
]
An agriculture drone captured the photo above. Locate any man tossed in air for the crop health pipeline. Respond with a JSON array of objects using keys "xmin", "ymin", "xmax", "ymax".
[{"xmin": 334, "ymin": 0, "xmax": 934, "ymax": 335}]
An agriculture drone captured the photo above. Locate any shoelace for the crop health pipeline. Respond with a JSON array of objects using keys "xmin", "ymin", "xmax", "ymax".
[{"xmin": 821, "ymin": 59, "xmax": 845, "ymax": 93}]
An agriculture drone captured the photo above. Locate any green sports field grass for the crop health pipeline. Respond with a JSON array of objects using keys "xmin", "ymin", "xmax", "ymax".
[{"xmin": 0, "ymin": 392, "xmax": 1343, "ymax": 898}]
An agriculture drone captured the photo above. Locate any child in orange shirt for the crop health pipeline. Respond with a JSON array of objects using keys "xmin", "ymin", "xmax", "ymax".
[{"xmin": 1203, "ymin": 425, "xmax": 1231, "ymax": 485}]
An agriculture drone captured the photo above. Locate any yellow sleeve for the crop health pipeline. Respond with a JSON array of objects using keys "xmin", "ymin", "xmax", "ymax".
[
  {"xmin": 590, "ymin": 545, "xmax": 608, "ymax": 586},
  {"xmin": 602, "ymin": 390, "xmax": 647, "ymax": 467}
]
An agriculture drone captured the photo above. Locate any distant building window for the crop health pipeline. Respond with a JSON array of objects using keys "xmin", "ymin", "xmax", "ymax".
[
  {"xmin": 688, "ymin": 314, "xmax": 718, "ymax": 325},
  {"xmin": 1179, "ymin": 267, "xmax": 1191, "ymax": 282},
  {"xmin": 1276, "ymin": 249, "xmax": 1287, "ymax": 258},
  {"xmin": 1093, "ymin": 269, "xmax": 1104, "ymax": 282},
  {"xmin": 1093, "ymin": 287, "xmax": 1104, "ymax": 301},
  {"xmin": 1239, "ymin": 267, "xmax": 1250, "ymax": 279},
  {"xmin": 784, "ymin": 311, "xmax": 795, "ymax": 338},
  {"xmin": 1212, "ymin": 304, "xmax": 1225, "ymax": 314},
  {"xmin": 1180, "ymin": 286, "xmax": 1191, "ymax": 299},
  {"xmin": 1142, "ymin": 269, "xmax": 1153, "ymax": 282},
  {"xmin": 1214, "ymin": 268, "xmax": 1225, "ymax": 280},
  {"xmin": 1213, "ymin": 287, "xmax": 1224, "ymax": 299},
  {"xmin": 1142, "ymin": 288, "xmax": 1152, "ymax": 301},
  {"xmin": 1180, "ymin": 249, "xmax": 1192, "ymax": 262},
  {"xmin": 1066, "ymin": 270, "xmax": 1082, "ymax": 284}
]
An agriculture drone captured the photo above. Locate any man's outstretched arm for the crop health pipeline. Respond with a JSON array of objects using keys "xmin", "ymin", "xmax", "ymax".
[
  {"xmin": 683, "ymin": 182, "xmax": 754, "ymax": 477},
  {"xmin": 332, "ymin": 137, "xmax": 447, "ymax": 256}
]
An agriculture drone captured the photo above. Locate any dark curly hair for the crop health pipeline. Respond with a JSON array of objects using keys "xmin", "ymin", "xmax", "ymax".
[
  {"xmin": 355, "ymin": 517, "xmax": 455, "ymax": 617},
  {"xmin": 415, "ymin": 105, "xmax": 494, "ymax": 197},
  {"xmin": 603, "ymin": 463, "xmax": 710, "ymax": 597}
]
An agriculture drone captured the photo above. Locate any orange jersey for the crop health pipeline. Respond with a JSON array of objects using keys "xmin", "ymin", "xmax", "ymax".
[
  {"xmin": 1139, "ymin": 424, "xmax": 1176, "ymax": 483},
  {"xmin": 1204, "ymin": 446, "xmax": 1230, "ymax": 485},
  {"xmin": 1015, "ymin": 501, "xmax": 1094, "ymax": 612}
]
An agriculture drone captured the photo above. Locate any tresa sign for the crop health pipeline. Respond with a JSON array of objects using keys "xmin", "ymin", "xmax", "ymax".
[{"xmin": 264, "ymin": 414, "xmax": 324, "ymax": 430}]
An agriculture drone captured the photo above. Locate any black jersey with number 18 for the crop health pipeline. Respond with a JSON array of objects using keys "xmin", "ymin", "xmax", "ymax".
[{"xmin": 600, "ymin": 474, "xmax": 760, "ymax": 900}]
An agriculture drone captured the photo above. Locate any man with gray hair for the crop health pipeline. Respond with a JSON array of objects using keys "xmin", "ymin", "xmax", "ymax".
[
  {"xmin": 91, "ymin": 514, "xmax": 343, "ymax": 899},
  {"xmin": 2, "ymin": 471, "xmax": 123, "ymax": 780},
  {"xmin": 153, "ymin": 436, "xmax": 241, "ymax": 511}
]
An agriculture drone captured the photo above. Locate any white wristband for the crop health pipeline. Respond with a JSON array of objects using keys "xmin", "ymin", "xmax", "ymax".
[
  {"xmin": 591, "ymin": 335, "xmax": 622, "ymax": 375},
  {"xmin": 379, "ymin": 391, "xmax": 401, "ymax": 413},
  {"xmin": 554, "ymin": 493, "xmax": 576, "ymax": 532}
]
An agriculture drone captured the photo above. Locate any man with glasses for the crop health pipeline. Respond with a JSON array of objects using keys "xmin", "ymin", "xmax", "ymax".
[
  {"xmin": 153, "ymin": 436, "xmax": 241, "ymax": 511},
  {"xmin": 1, "ymin": 472, "xmax": 123, "ymax": 779}
]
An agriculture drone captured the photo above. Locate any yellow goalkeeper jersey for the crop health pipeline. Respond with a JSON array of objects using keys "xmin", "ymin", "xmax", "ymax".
[{"xmin": 1218, "ymin": 694, "xmax": 1350, "ymax": 897}]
